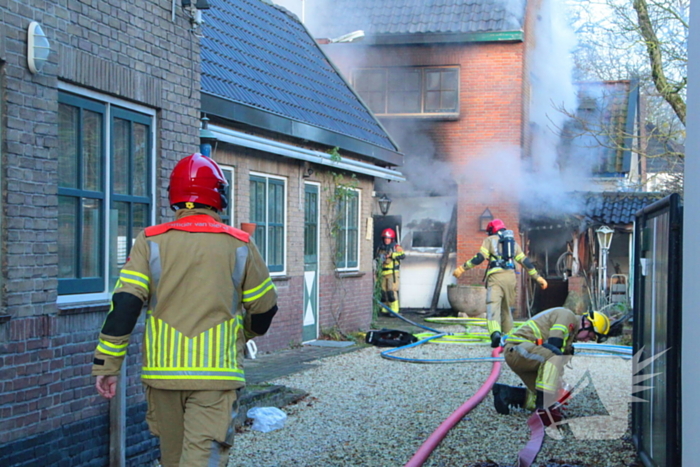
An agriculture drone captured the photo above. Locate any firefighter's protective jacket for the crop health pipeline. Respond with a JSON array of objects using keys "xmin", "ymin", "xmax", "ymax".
[
  {"xmin": 505, "ymin": 307, "xmax": 580, "ymax": 394},
  {"xmin": 506, "ymin": 307, "xmax": 580, "ymax": 354},
  {"xmin": 465, "ymin": 235, "xmax": 541, "ymax": 279},
  {"xmin": 376, "ymin": 242, "xmax": 405, "ymax": 276},
  {"xmin": 92, "ymin": 209, "xmax": 277, "ymax": 391}
]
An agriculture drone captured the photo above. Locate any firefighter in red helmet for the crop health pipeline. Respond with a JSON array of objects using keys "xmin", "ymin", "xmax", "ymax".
[
  {"xmin": 453, "ymin": 218, "xmax": 547, "ymax": 347},
  {"xmin": 92, "ymin": 153, "xmax": 278, "ymax": 467},
  {"xmin": 375, "ymin": 228, "xmax": 405, "ymax": 316}
]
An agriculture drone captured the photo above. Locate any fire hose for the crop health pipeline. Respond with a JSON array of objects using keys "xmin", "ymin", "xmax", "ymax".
[
  {"xmin": 403, "ymin": 346, "xmax": 503, "ymax": 467},
  {"xmin": 374, "ymin": 301, "xmax": 632, "ymax": 466}
]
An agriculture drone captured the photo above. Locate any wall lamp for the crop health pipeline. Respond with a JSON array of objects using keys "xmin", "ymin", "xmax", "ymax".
[
  {"xmin": 479, "ymin": 208, "xmax": 494, "ymax": 231},
  {"xmin": 378, "ymin": 194, "xmax": 392, "ymax": 216},
  {"xmin": 27, "ymin": 22, "xmax": 51, "ymax": 74}
]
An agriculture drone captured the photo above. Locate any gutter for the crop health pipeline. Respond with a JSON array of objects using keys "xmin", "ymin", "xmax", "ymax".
[
  {"xmin": 201, "ymin": 93, "xmax": 404, "ymax": 167},
  {"xmin": 353, "ymin": 30, "xmax": 524, "ymax": 46},
  {"xmin": 209, "ymin": 124, "xmax": 406, "ymax": 182}
]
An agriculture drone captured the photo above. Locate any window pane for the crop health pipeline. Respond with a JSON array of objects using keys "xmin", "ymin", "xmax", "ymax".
[
  {"xmin": 304, "ymin": 191, "xmax": 317, "ymax": 257},
  {"xmin": 441, "ymin": 91, "xmax": 459, "ymax": 112},
  {"xmin": 348, "ymin": 193, "xmax": 359, "ymax": 266},
  {"xmin": 269, "ymin": 182, "xmax": 283, "ymax": 224},
  {"xmin": 250, "ymin": 179, "xmax": 266, "ymax": 258},
  {"xmin": 388, "ymin": 69, "xmax": 421, "ymax": 113},
  {"xmin": 110, "ymin": 202, "xmax": 129, "ymax": 286},
  {"xmin": 82, "ymin": 110, "xmax": 103, "ymax": 192},
  {"xmin": 81, "ymin": 198, "xmax": 102, "ymax": 278},
  {"xmin": 221, "ymin": 169, "xmax": 233, "ymax": 225},
  {"xmin": 113, "ymin": 118, "xmax": 129, "ymax": 195},
  {"xmin": 355, "ymin": 69, "xmax": 386, "ymax": 114},
  {"xmin": 133, "ymin": 122, "xmax": 148, "ymax": 197},
  {"xmin": 58, "ymin": 196, "xmax": 77, "ymax": 279},
  {"xmin": 270, "ymin": 225, "xmax": 284, "ymax": 267},
  {"xmin": 268, "ymin": 181, "xmax": 284, "ymax": 269},
  {"xmin": 425, "ymin": 69, "xmax": 459, "ymax": 113},
  {"xmin": 425, "ymin": 91, "xmax": 440, "ymax": 111},
  {"xmin": 442, "ymin": 69, "xmax": 458, "ymax": 90},
  {"xmin": 133, "ymin": 203, "xmax": 148, "ymax": 238},
  {"xmin": 58, "ymin": 104, "xmax": 79, "ymax": 189}
]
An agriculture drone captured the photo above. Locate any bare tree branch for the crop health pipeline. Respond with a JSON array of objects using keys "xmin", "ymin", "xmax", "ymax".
[{"xmin": 633, "ymin": 0, "xmax": 686, "ymax": 124}]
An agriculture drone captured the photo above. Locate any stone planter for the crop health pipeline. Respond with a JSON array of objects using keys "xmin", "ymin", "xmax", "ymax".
[{"xmin": 447, "ymin": 285, "xmax": 487, "ymax": 318}]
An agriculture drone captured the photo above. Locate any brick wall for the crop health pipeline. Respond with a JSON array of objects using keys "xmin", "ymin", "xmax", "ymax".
[
  {"xmin": 0, "ymin": 313, "xmax": 158, "ymax": 466},
  {"xmin": 212, "ymin": 140, "xmax": 375, "ymax": 352},
  {"xmin": 0, "ymin": 0, "xmax": 200, "ymax": 464}
]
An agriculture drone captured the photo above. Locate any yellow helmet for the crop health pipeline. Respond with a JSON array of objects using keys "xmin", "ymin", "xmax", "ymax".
[{"xmin": 586, "ymin": 311, "xmax": 611, "ymax": 341}]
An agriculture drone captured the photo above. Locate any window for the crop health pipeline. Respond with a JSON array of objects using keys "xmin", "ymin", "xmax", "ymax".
[
  {"xmin": 220, "ymin": 166, "xmax": 235, "ymax": 226},
  {"xmin": 249, "ymin": 174, "xmax": 286, "ymax": 273},
  {"xmin": 58, "ymin": 91, "xmax": 154, "ymax": 296},
  {"xmin": 336, "ymin": 189, "xmax": 360, "ymax": 270},
  {"xmin": 354, "ymin": 67, "xmax": 459, "ymax": 116}
]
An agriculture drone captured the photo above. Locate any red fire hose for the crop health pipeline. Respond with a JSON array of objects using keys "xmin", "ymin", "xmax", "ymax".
[
  {"xmin": 403, "ymin": 346, "xmax": 546, "ymax": 467},
  {"xmin": 403, "ymin": 347, "xmax": 503, "ymax": 467}
]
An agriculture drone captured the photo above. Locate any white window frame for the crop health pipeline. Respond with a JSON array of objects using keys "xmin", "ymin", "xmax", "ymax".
[
  {"xmin": 336, "ymin": 188, "xmax": 361, "ymax": 272},
  {"xmin": 249, "ymin": 172, "xmax": 287, "ymax": 276},
  {"xmin": 220, "ymin": 165, "xmax": 235, "ymax": 226},
  {"xmin": 56, "ymin": 83, "xmax": 156, "ymax": 305}
]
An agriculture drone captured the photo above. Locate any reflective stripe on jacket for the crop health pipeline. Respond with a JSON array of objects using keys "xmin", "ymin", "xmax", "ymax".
[
  {"xmin": 93, "ymin": 209, "xmax": 277, "ymax": 391},
  {"xmin": 505, "ymin": 307, "xmax": 579, "ymax": 352}
]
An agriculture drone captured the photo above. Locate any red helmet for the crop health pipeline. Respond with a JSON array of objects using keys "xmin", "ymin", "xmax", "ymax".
[
  {"xmin": 381, "ymin": 228, "xmax": 396, "ymax": 239},
  {"xmin": 169, "ymin": 153, "xmax": 228, "ymax": 211},
  {"xmin": 486, "ymin": 219, "xmax": 506, "ymax": 235}
]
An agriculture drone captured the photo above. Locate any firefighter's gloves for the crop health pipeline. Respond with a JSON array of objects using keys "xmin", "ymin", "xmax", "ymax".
[
  {"xmin": 536, "ymin": 407, "xmax": 563, "ymax": 427},
  {"xmin": 541, "ymin": 342, "xmax": 563, "ymax": 356},
  {"xmin": 452, "ymin": 265, "xmax": 466, "ymax": 278},
  {"xmin": 536, "ymin": 277, "xmax": 548, "ymax": 289}
]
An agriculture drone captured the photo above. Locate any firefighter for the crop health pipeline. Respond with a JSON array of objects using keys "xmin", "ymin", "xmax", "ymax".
[
  {"xmin": 452, "ymin": 218, "xmax": 548, "ymax": 347},
  {"xmin": 492, "ymin": 307, "xmax": 611, "ymax": 426},
  {"xmin": 375, "ymin": 228, "xmax": 405, "ymax": 316},
  {"xmin": 92, "ymin": 153, "xmax": 278, "ymax": 467}
]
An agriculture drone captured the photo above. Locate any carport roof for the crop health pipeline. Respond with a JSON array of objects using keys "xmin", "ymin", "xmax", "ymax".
[
  {"xmin": 522, "ymin": 191, "xmax": 666, "ymax": 231},
  {"xmin": 200, "ymin": 0, "xmax": 402, "ymax": 166},
  {"xmin": 581, "ymin": 192, "xmax": 665, "ymax": 225}
]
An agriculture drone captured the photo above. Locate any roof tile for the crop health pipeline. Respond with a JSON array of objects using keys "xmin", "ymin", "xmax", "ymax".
[{"xmin": 201, "ymin": 0, "xmax": 397, "ymax": 152}]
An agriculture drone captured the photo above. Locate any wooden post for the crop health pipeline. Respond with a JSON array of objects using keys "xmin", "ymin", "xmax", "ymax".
[
  {"xmin": 110, "ymin": 364, "xmax": 126, "ymax": 467},
  {"xmin": 429, "ymin": 204, "xmax": 457, "ymax": 315}
]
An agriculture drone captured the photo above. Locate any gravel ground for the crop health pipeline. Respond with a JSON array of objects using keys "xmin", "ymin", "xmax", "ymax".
[{"xmin": 227, "ymin": 327, "xmax": 639, "ymax": 467}]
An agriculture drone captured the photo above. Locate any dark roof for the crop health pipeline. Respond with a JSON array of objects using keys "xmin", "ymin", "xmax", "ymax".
[
  {"xmin": 306, "ymin": 0, "xmax": 525, "ymax": 40},
  {"xmin": 522, "ymin": 191, "xmax": 665, "ymax": 230},
  {"xmin": 200, "ymin": 0, "xmax": 402, "ymax": 165},
  {"xmin": 581, "ymin": 192, "xmax": 664, "ymax": 225}
]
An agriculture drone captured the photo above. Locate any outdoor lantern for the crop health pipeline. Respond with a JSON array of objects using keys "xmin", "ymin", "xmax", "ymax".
[
  {"xmin": 378, "ymin": 194, "xmax": 391, "ymax": 216},
  {"xmin": 479, "ymin": 208, "xmax": 494, "ymax": 231},
  {"xmin": 596, "ymin": 225, "xmax": 615, "ymax": 301},
  {"xmin": 27, "ymin": 22, "xmax": 51, "ymax": 74},
  {"xmin": 199, "ymin": 115, "xmax": 217, "ymax": 157},
  {"xmin": 596, "ymin": 225, "xmax": 615, "ymax": 251}
]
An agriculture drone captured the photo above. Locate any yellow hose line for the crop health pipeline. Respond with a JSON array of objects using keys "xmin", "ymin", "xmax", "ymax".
[{"xmin": 413, "ymin": 332, "xmax": 490, "ymax": 344}]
